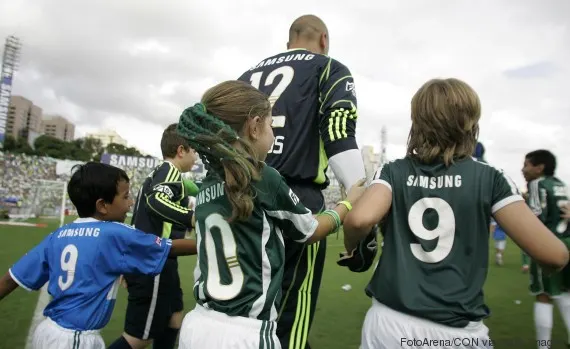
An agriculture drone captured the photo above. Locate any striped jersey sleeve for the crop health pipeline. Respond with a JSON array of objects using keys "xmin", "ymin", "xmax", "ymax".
[
  {"xmin": 370, "ymin": 162, "xmax": 392, "ymax": 192},
  {"xmin": 262, "ymin": 166, "xmax": 318, "ymax": 243},
  {"xmin": 318, "ymin": 58, "xmax": 359, "ymax": 158},
  {"xmin": 144, "ymin": 162, "xmax": 193, "ymax": 228},
  {"xmin": 491, "ymin": 168, "xmax": 524, "ymax": 214},
  {"xmin": 527, "ymin": 178, "xmax": 545, "ymax": 217}
]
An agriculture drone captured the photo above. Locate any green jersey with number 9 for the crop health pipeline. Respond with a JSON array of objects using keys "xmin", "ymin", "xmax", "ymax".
[
  {"xmin": 367, "ymin": 156, "xmax": 523, "ymax": 328},
  {"xmin": 192, "ymin": 164, "xmax": 318, "ymax": 321}
]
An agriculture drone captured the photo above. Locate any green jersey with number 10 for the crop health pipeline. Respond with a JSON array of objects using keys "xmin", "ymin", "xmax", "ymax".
[
  {"xmin": 368, "ymin": 156, "xmax": 523, "ymax": 328},
  {"xmin": 192, "ymin": 164, "xmax": 318, "ymax": 322}
]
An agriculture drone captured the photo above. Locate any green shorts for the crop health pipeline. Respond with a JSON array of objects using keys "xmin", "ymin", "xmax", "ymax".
[{"xmin": 529, "ymin": 237, "xmax": 570, "ymax": 297}]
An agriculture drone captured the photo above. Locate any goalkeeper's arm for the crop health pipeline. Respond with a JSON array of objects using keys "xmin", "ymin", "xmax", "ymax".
[{"xmin": 317, "ymin": 58, "xmax": 366, "ymax": 190}]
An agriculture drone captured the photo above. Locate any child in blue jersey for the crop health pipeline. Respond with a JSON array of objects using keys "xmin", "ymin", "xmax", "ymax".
[
  {"xmin": 491, "ymin": 219, "xmax": 507, "ymax": 266},
  {"xmin": 0, "ymin": 162, "xmax": 197, "ymax": 349}
]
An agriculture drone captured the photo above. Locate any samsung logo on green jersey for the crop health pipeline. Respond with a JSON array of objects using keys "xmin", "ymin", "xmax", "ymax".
[
  {"xmin": 406, "ymin": 175, "xmax": 462, "ymax": 189},
  {"xmin": 196, "ymin": 183, "xmax": 225, "ymax": 206}
]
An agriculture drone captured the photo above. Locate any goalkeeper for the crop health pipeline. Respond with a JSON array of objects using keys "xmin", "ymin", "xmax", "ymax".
[
  {"xmin": 109, "ymin": 123, "xmax": 198, "ymax": 349},
  {"xmin": 237, "ymin": 14, "xmax": 377, "ymax": 348}
]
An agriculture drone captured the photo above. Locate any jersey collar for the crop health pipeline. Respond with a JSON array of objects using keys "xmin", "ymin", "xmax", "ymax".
[
  {"xmin": 74, "ymin": 217, "xmax": 99, "ymax": 224},
  {"xmin": 165, "ymin": 160, "xmax": 181, "ymax": 173}
]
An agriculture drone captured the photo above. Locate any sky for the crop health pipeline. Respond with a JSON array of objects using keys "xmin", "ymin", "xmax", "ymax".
[{"xmin": 0, "ymin": 0, "xmax": 568, "ymax": 189}]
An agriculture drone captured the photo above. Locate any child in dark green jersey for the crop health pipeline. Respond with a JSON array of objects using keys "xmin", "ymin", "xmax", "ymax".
[
  {"xmin": 342, "ymin": 78, "xmax": 569, "ymax": 349},
  {"xmin": 174, "ymin": 80, "xmax": 365, "ymax": 349},
  {"xmin": 522, "ymin": 149, "xmax": 570, "ymax": 347}
]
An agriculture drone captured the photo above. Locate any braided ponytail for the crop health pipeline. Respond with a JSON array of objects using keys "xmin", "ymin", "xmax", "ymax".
[{"xmin": 177, "ymin": 80, "xmax": 271, "ymax": 222}]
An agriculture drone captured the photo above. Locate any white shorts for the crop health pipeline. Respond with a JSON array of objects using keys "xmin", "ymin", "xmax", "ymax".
[
  {"xmin": 361, "ymin": 299, "xmax": 492, "ymax": 349},
  {"xmin": 178, "ymin": 305, "xmax": 280, "ymax": 349},
  {"xmin": 494, "ymin": 240, "xmax": 506, "ymax": 250},
  {"xmin": 32, "ymin": 317, "xmax": 105, "ymax": 349}
]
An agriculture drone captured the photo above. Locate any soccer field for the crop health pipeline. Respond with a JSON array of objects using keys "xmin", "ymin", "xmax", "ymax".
[{"xmin": 0, "ymin": 218, "xmax": 568, "ymax": 349}]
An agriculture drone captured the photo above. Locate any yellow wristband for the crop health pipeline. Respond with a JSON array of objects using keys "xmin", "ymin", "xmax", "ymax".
[{"xmin": 337, "ymin": 200, "xmax": 352, "ymax": 211}]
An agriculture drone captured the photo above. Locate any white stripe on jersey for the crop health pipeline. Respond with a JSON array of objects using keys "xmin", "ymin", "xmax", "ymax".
[
  {"xmin": 475, "ymin": 160, "xmax": 524, "ymax": 212},
  {"xmin": 249, "ymin": 213, "xmax": 273, "ymax": 319},
  {"xmin": 370, "ymin": 179, "xmax": 392, "ymax": 192},
  {"xmin": 142, "ymin": 274, "xmax": 161, "ymax": 340},
  {"xmin": 270, "ymin": 226, "xmax": 284, "ymax": 320},
  {"xmin": 8, "ymin": 268, "xmax": 33, "ymax": 291},
  {"xmin": 499, "ymin": 169, "xmax": 520, "ymax": 196},
  {"xmin": 264, "ymin": 210, "xmax": 317, "ymax": 243},
  {"xmin": 193, "ymin": 224, "xmax": 207, "ymax": 306},
  {"xmin": 528, "ymin": 178, "xmax": 543, "ymax": 216},
  {"xmin": 491, "ymin": 167, "xmax": 524, "ymax": 213},
  {"xmin": 492, "ymin": 195, "xmax": 524, "ymax": 214}
]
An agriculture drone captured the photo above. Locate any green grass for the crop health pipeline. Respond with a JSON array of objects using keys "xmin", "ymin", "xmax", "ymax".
[{"xmin": 0, "ymin": 218, "xmax": 567, "ymax": 349}]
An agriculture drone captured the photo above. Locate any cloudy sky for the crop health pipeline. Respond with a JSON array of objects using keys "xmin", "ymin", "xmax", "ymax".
[{"xmin": 1, "ymin": 0, "xmax": 569, "ymax": 188}]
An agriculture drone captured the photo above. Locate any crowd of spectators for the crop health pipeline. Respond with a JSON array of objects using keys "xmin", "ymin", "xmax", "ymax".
[{"xmin": 0, "ymin": 151, "xmax": 346, "ymax": 217}]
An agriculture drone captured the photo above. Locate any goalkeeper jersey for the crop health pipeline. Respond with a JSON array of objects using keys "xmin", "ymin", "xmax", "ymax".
[
  {"xmin": 238, "ymin": 49, "xmax": 359, "ymax": 188},
  {"xmin": 131, "ymin": 161, "xmax": 193, "ymax": 240}
]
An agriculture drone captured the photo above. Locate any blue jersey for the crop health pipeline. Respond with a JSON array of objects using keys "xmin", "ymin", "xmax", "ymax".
[
  {"xmin": 9, "ymin": 217, "xmax": 172, "ymax": 331},
  {"xmin": 491, "ymin": 219, "xmax": 507, "ymax": 241}
]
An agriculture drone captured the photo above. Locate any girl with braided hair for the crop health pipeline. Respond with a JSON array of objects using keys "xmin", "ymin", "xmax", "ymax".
[{"xmin": 175, "ymin": 80, "xmax": 365, "ymax": 349}]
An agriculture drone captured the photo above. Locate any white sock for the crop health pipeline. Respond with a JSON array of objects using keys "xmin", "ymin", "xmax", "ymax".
[
  {"xmin": 555, "ymin": 293, "xmax": 570, "ymax": 344},
  {"xmin": 534, "ymin": 302, "xmax": 553, "ymax": 349}
]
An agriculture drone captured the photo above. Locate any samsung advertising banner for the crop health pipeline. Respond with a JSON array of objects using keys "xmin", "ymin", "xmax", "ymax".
[{"xmin": 101, "ymin": 153, "xmax": 204, "ymax": 174}]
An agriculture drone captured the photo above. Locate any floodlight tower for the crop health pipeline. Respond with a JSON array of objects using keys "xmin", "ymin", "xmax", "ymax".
[{"xmin": 0, "ymin": 35, "xmax": 22, "ymax": 149}]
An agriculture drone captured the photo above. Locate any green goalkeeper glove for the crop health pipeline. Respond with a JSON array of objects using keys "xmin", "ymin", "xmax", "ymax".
[{"xmin": 183, "ymin": 179, "xmax": 200, "ymax": 197}]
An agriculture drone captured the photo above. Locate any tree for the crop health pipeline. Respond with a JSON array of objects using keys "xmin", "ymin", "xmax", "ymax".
[
  {"xmin": 3, "ymin": 135, "xmax": 35, "ymax": 155},
  {"xmin": 3, "ymin": 133, "xmax": 146, "ymax": 162},
  {"xmin": 82, "ymin": 137, "xmax": 104, "ymax": 158},
  {"xmin": 3, "ymin": 136, "xmax": 17, "ymax": 151},
  {"xmin": 106, "ymin": 142, "xmax": 144, "ymax": 157},
  {"xmin": 33, "ymin": 135, "xmax": 69, "ymax": 159}
]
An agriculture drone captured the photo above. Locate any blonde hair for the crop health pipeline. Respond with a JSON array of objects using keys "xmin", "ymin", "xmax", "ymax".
[
  {"xmin": 407, "ymin": 78, "xmax": 481, "ymax": 166},
  {"xmin": 177, "ymin": 80, "xmax": 271, "ymax": 222}
]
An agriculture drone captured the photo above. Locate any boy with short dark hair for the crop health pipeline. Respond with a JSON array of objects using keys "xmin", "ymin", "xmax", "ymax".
[
  {"xmin": 110, "ymin": 123, "xmax": 197, "ymax": 349},
  {"xmin": 0, "ymin": 162, "xmax": 196, "ymax": 349},
  {"xmin": 522, "ymin": 149, "xmax": 570, "ymax": 348}
]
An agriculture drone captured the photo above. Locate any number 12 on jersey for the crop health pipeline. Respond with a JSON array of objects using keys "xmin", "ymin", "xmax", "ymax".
[
  {"xmin": 249, "ymin": 66, "xmax": 295, "ymax": 113},
  {"xmin": 249, "ymin": 66, "xmax": 294, "ymax": 156}
]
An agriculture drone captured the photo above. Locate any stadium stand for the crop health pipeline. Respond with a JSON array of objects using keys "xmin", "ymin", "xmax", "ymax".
[{"xmin": 0, "ymin": 151, "xmax": 346, "ymax": 219}]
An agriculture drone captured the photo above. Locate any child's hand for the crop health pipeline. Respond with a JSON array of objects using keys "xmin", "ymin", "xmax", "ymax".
[{"xmin": 345, "ymin": 178, "xmax": 367, "ymax": 204}]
